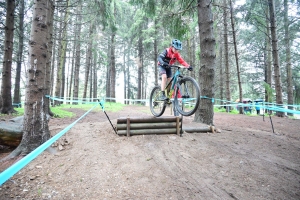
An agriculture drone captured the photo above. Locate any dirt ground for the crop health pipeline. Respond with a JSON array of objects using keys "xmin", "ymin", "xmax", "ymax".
[{"xmin": 0, "ymin": 105, "xmax": 299, "ymax": 200}]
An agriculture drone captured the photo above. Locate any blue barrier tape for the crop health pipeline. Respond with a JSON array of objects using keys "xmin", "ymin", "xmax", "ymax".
[
  {"xmin": 200, "ymin": 96, "xmax": 215, "ymax": 103},
  {"xmin": 214, "ymin": 103, "xmax": 300, "ymax": 114},
  {"xmin": 46, "ymin": 95, "xmax": 300, "ymax": 115},
  {"xmin": 0, "ymin": 104, "xmax": 98, "ymax": 186},
  {"xmin": 48, "ymin": 96, "xmax": 99, "ymax": 104}
]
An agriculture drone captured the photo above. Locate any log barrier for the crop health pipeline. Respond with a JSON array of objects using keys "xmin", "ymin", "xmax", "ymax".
[
  {"xmin": 0, "ymin": 116, "xmax": 23, "ymax": 147},
  {"xmin": 116, "ymin": 116, "xmax": 216, "ymax": 136},
  {"xmin": 116, "ymin": 116, "xmax": 182, "ymax": 136},
  {"xmin": 183, "ymin": 126, "xmax": 215, "ymax": 133}
]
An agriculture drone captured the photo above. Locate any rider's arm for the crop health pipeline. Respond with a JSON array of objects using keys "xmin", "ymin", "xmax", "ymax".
[
  {"xmin": 175, "ymin": 53, "xmax": 189, "ymax": 67},
  {"xmin": 158, "ymin": 49, "xmax": 168, "ymax": 65}
]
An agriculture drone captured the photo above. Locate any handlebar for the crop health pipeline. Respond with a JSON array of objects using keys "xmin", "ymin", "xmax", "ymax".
[{"xmin": 167, "ymin": 65, "xmax": 186, "ymax": 69}]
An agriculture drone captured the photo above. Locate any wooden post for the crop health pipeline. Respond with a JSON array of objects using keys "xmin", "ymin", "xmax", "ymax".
[
  {"xmin": 176, "ymin": 116, "xmax": 180, "ymax": 136},
  {"xmin": 126, "ymin": 117, "xmax": 130, "ymax": 137}
]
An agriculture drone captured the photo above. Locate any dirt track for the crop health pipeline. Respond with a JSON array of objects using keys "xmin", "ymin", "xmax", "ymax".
[{"xmin": 0, "ymin": 105, "xmax": 299, "ymax": 199}]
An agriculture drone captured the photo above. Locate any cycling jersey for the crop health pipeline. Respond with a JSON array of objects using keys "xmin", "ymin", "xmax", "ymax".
[{"xmin": 157, "ymin": 47, "xmax": 189, "ymax": 67}]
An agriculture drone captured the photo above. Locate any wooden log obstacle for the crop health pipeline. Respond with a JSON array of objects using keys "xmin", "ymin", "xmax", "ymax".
[
  {"xmin": 116, "ymin": 116, "xmax": 182, "ymax": 136},
  {"xmin": 116, "ymin": 116, "xmax": 216, "ymax": 136}
]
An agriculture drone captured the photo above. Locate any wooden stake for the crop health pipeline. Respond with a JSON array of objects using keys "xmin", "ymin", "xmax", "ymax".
[
  {"xmin": 176, "ymin": 116, "xmax": 180, "ymax": 136},
  {"xmin": 126, "ymin": 117, "xmax": 130, "ymax": 137}
]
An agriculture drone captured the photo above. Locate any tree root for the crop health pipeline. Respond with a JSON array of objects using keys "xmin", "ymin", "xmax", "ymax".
[{"xmin": 0, "ymin": 145, "xmax": 25, "ymax": 163}]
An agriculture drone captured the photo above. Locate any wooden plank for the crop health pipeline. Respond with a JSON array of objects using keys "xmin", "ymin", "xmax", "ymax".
[
  {"xmin": 117, "ymin": 117, "xmax": 181, "ymax": 124},
  {"xmin": 117, "ymin": 128, "xmax": 177, "ymax": 135}
]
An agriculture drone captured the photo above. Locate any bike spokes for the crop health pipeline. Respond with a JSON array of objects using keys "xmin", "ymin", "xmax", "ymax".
[
  {"xmin": 174, "ymin": 77, "xmax": 200, "ymax": 116},
  {"xmin": 149, "ymin": 86, "xmax": 166, "ymax": 117}
]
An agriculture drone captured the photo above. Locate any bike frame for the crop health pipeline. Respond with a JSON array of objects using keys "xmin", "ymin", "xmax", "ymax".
[
  {"xmin": 150, "ymin": 64, "xmax": 200, "ymax": 117},
  {"xmin": 165, "ymin": 67, "xmax": 181, "ymax": 101}
]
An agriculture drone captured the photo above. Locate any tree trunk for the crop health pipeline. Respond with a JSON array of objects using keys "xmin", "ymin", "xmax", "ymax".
[
  {"xmin": 54, "ymin": 12, "xmax": 63, "ymax": 102},
  {"xmin": 45, "ymin": 0, "xmax": 55, "ymax": 117},
  {"xmin": 126, "ymin": 42, "xmax": 132, "ymax": 104},
  {"xmin": 110, "ymin": 33, "xmax": 116, "ymax": 103},
  {"xmin": 13, "ymin": 0, "xmax": 24, "ymax": 107},
  {"xmin": 73, "ymin": 2, "xmax": 82, "ymax": 105},
  {"xmin": 268, "ymin": 0, "xmax": 284, "ymax": 117},
  {"xmin": 230, "ymin": 0, "xmax": 243, "ymax": 114},
  {"xmin": 83, "ymin": 22, "xmax": 94, "ymax": 101},
  {"xmin": 264, "ymin": 6, "xmax": 272, "ymax": 105},
  {"xmin": 218, "ymin": 31, "xmax": 224, "ymax": 105},
  {"xmin": 154, "ymin": 18, "xmax": 158, "ymax": 86},
  {"xmin": 284, "ymin": 0, "xmax": 293, "ymax": 116},
  {"xmin": 106, "ymin": 37, "xmax": 111, "ymax": 100},
  {"xmin": 123, "ymin": 42, "xmax": 127, "ymax": 104},
  {"xmin": 68, "ymin": 19, "xmax": 76, "ymax": 104},
  {"xmin": 93, "ymin": 54, "xmax": 97, "ymax": 100},
  {"xmin": 1, "ymin": 0, "xmax": 16, "ymax": 114},
  {"xmin": 194, "ymin": 0, "xmax": 216, "ymax": 125},
  {"xmin": 7, "ymin": 0, "xmax": 53, "ymax": 158},
  {"xmin": 61, "ymin": 43, "xmax": 67, "ymax": 101},
  {"xmin": 137, "ymin": 36, "xmax": 143, "ymax": 103},
  {"xmin": 50, "ymin": 8, "xmax": 58, "ymax": 100},
  {"xmin": 55, "ymin": 0, "xmax": 69, "ymax": 105},
  {"xmin": 223, "ymin": 0, "xmax": 231, "ymax": 112}
]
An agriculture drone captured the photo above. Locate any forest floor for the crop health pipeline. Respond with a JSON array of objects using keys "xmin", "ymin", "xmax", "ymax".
[{"xmin": 0, "ymin": 105, "xmax": 299, "ymax": 200}]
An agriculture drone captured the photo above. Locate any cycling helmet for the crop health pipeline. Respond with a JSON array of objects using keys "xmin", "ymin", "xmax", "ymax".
[{"xmin": 172, "ymin": 39, "xmax": 182, "ymax": 50}]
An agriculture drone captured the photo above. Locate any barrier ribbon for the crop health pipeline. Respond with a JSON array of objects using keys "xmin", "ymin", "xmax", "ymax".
[{"xmin": 0, "ymin": 104, "xmax": 98, "ymax": 186}]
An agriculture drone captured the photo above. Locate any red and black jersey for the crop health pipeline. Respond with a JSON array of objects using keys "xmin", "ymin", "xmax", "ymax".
[{"xmin": 157, "ymin": 47, "xmax": 189, "ymax": 67}]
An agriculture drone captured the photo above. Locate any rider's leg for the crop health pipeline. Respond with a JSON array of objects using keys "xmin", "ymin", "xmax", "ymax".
[
  {"xmin": 161, "ymin": 74, "xmax": 167, "ymax": 91},
  {"xmin": 159, "ymin": 66, "xmax": 172, "ymax": 101}
]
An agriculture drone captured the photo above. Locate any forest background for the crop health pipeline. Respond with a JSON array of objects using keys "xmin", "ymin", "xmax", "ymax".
[{"xmin": 0, "ymin": 0, "xmax": 300, "ymax": 117}]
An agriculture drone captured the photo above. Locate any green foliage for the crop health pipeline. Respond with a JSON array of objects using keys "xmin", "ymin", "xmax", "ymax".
[
  {"xmin": 94, "ymin": 0, "xmax": 113, "ymax": 30},
  {"xmin": 50, "ymin": 106, "xmax": 75, "ymax": 118},
  {"xmin": 0, "ymin": 108, "xmax": 24, "ymax": 117},
  {"xmin": 164, "ymin": 17, "xmax": 189, "ymax": 39},
  {"xmin": 8, "ymin": 103, "xmax": 125, "ymax": 119},
  {"xmin": 214, "ymin": 107, "xmax": 226, "ymax": 113},
  {"xmin": 263, "ymin": 82, "xmax": 274, "ymax": 102},
  {"xmin": 53, "ymin": 102, "xmax": 124, "ymax": 113},
  {"xmin": 230, "ymin": 109, "xmax": 240, "ymax": 114},
  {"xmin": 214, "ymin": 107, "xmax": 239, "ymax": 114}
]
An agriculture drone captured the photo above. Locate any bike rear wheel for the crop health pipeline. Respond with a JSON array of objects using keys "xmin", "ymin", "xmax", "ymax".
[
  {"xmin": 149, "ymin": 86, "xmax": 166, "ymax": 117},
  {"xmin": 174, "ymin": 76, "xmax": 200, "ymax": 116}
]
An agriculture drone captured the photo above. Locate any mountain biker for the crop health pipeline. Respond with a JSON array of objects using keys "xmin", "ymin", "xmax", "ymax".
[{"xmin": 157, "ymin": 39, "xmax": 193, "ymax": 101}]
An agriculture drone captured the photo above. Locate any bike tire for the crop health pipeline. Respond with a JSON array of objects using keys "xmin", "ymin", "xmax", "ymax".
[
  {"xmin": 174, "ymin": 76, "xmax": 200, "ymax": 116},
  {"xmin": 149, "ymin": 86, "xmax": 166, "ymax": 117}
]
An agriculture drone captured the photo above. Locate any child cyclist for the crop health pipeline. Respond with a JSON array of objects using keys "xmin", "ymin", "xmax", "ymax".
[{"xmin": 157, "ymin": 39, "xmax": 193, "ymax": 101}]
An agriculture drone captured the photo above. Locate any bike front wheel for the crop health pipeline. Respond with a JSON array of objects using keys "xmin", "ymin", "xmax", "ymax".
[
  {"xmin": 174, "ymin": 76, "xmax": 200, "ymax": 116},
  {"xmin": 149, "ymin": 86, "xmax": 166, "ymax": 117}
]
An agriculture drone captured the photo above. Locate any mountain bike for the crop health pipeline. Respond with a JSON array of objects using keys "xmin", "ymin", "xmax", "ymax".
[{"xmin": 149, "ymin": 65, "xmax": 200, "ymax": 117}]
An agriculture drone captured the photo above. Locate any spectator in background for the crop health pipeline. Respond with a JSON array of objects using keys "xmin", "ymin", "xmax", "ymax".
[{"xmin": 255, "ymin": 102, "xmax": 260, "ymax": 115}]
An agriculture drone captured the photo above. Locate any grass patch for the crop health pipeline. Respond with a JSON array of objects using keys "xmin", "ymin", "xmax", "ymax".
[
  {"xmin": 55, "ymin": 102, "xmax": 124, "ymax": 112},
  {"xmin": 50, "ymin": 106, "xmax": 75, "ymax": 118},
  {"xmin": 0, "ymin": 107, "xmax": 25, "ymax": 117},
  {"xmin": 1, "ymin": 102, "xmax": 125, "ymax": 119},
  {"xmin": 214, "ymin": 107, "xmax": 227, "ymax": 113},
  {"xmin": 51, "ymin": 102, "xmax": 125, "ymax": 118},
  {"xmin": 214, "ymin": 107, "xmax": 259, "ymax": 116}
]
